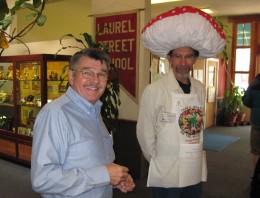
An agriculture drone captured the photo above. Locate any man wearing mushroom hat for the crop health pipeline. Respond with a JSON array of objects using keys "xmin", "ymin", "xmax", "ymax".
[{"xmin": 136, "ymin": 6, "xmax": 226, "ymax": 198}]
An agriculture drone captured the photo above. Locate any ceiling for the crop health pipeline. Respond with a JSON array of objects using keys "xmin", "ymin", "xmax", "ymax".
[
  {"xmin": 47, "ymin": 0, "xmax": 260, "ymax": 18},
  {"xmin": 151, "ymin": 0, "xmax": 260, "ymax": 17}
]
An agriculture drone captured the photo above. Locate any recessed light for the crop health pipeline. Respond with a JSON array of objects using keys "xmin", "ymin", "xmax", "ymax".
[
  {"xmin": 151, "ymin": 0, "xmax": 183, "ymax": 4},
  {"xmin": 201, "ymin": 8, "xmax": 213, "ymax": 14}
]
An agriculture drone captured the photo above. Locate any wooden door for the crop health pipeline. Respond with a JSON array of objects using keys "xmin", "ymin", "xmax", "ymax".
[
  {"xmin": 193, "ymin": 58, "xmax": 219, "ymax": 128},
  {"xmin": 205, "ymin": 59, "xmax": 219, "ymax": 128}
]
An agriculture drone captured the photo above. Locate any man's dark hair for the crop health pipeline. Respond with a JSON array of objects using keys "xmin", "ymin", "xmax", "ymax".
[
  {"xmin": 167, "ymin": 48, "xmax": 199, "ymax": 57},
  {"xmin": 69, "ymin": 47, "xmax": 111, "ymax": 71}
]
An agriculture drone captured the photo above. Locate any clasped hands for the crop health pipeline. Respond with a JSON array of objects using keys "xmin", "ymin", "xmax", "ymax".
[{"xmin": 106, "ymin": 163, "xmax": 135, "ymax": 193}]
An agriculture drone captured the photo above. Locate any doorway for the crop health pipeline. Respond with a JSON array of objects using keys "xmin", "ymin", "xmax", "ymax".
[{"xmin": 193, "ymin": 58, "xmax": 219, "ymax": 128}]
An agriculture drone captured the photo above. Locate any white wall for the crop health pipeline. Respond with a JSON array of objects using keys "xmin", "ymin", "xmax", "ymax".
[{"xmin": 1, "ymin": 39, "xmax": 78, "ymax": 56}]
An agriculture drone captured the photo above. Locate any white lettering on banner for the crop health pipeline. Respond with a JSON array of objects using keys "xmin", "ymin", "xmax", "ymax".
[
  {"xmin": 112, "ymin": 58, "xmax": 134, "ymax": 70},
  {"xmin": 97, "ymin": 20, "xmax": 135, "ymax": 35},
  {"xmin": 102, "ymin": 39, "xmax": 135, "ymax": 52}
]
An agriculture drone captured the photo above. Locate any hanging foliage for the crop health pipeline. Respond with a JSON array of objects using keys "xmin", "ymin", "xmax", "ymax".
[{"xmin": 0, "ymin": 0, "xmax": 47, "ymax": 55}]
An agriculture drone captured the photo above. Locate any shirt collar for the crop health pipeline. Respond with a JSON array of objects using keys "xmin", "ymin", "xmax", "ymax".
[{"xmin": 66, "ymin": 86, "xmax": 102, "ymax": 114}]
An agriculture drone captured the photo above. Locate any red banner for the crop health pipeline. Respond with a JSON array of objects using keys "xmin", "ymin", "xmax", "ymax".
[{"xmin": 95, "ymin": 12, "xmax": 138, "ymax": 100}]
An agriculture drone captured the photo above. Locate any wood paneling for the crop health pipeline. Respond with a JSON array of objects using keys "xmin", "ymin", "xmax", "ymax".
[
  {"xmin": 18, "ymin": 144, "xmax": 32, "ymax": 162},
  {"xmin": 0, "ymin": 139, "xmax": 16, "ymax": 157}
]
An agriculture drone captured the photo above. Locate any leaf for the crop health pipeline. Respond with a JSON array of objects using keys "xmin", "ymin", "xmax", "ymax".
[
  {"xmin": 0, "ymin": 16, "xmax": 13, "ymax": 30},
  {"xmin": 0, "ymin": 13, "xmax": 5, "ymax": 21},
  {"xmin": 10, "ymin": 0, "xmax": 27, "ymax": 15},
  {"xmin": 25, "ymin": 12, "xmax": 37, "ymax": 20},
  {"xmin": 0, "ymin": 0, "xmax": 9, "ymax": 20},
  {"xmin": 60, "ymin": 34, "xmax": 86, "ymax": 47},
  {"xmin": 56, "ymin": 45, "xmax": 82, "ymax": 55},
  {"xmin": 59, "ymin": 34, "xmax": 73, "ymax": 44},
  {"xmin": 100, "ymin": 43, "xmax": 109, "ymax": 53},
  {"xmin": 33, "ymin": 0, "xmax": 42, "ymax": 8},
  {"xmin": 82, "ymin": 32, "xmax": 94, "ymax": 47},
  {"xmin": 36, "ymin": 15, "xmax": 47, "ymax": 26},
  {"xmin": 61, "ymin": 64, "xmax": 69, "ymax": 74},
  {"xmin": 21, "ymin": 3, "xmax": 38, "ymax": 12},
  {"xmin": 0, "ymin": 31, "xmax": 9, "ymax": 49}
]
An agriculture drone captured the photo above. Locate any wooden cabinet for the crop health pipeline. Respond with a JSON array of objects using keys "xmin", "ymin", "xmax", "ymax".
[{"xmin": 0, "ymin": 54, "xmax": 71, "ymax": 164}]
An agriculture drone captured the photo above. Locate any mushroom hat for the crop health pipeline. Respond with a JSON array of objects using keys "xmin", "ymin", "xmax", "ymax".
[{"xmin": 141, "ymin": 6, "xmax": 226, "ymax": 58}]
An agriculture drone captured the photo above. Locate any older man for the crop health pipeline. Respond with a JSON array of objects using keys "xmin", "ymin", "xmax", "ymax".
[
  {"xmin": 31, "ymin": 48, "xmax": 135, "ymax": 198},
  {"xmin": 137, "ymin": 6, "xmax": 226, "ymax": 198}
]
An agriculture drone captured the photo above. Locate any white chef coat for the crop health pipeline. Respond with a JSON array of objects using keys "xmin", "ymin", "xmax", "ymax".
[{"xmin": 137, "ymin": 69, "xmax": 207, "ymax": 188}]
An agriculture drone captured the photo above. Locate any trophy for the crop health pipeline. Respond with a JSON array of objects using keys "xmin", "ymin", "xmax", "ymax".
[
  {"xmin": 32, "ymin": 62, "xmax": 40, "ymax": 80},
  {"xmin": 23, "ymin": 66, "xmax": 28, "ymax": 80}
]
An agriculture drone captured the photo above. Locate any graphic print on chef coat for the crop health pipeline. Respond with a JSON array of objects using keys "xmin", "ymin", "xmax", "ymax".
[
  {"xmin": 172, "ymin": 93, "xmax": 206, "ymax": 187},
  {"xmin": 172, "ymin": 94, "xmax": 204, "ymax": 144},
  {"xmin": 179, "ymin": 107, "xmax": 203, "ymax": 136}
]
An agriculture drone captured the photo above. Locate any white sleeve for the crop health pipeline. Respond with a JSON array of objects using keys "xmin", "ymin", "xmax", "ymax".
[{"xmin": 136, "ymin": 86, "xmax": 156, "ymax": 162}]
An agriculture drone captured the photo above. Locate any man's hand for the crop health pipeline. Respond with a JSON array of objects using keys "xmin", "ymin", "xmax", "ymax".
[
  {"xmin": 115, "ymin": 174, "xmax": 135, "ymax": 193},
  {"xmin": 106, "ymin": 163, "xmax": 129, "ymax": 185}
]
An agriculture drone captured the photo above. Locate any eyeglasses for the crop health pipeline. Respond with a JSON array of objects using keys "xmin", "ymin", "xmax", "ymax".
[
  {"xmin": 71, "ymin": 69, "xmax": 108, "ymax": 82},
  {"xmin": 171, "ymin": 54, "xmax": 196, "ymax": 62}
]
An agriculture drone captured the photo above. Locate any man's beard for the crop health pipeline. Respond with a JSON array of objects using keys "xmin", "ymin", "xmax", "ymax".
[
  {"xmin": 177, "ymin": 72, "xmax": 190, "ymax": 78},
  {"xmin": 176, "ymin": 68, "xmax": 191, "ymax": 78}
]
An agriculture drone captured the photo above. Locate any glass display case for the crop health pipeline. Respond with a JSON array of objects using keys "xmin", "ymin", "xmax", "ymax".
[{"xmin": 0, "ymin": 54, "xmax": 71, "ymax": 164}]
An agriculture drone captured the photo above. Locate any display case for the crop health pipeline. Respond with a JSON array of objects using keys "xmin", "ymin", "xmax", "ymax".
[{"xmin": 0, "ymin": 54, "xmax": 71, "ymax": 164}]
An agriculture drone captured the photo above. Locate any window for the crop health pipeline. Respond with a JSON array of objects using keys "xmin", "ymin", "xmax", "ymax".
[
  {"xmin": 234, "ymin": 23, "xmax": 251, "ymax": 91},
  {"xmin": 236, "ymin": 23, "xmax": 251, "ymax": 46}
]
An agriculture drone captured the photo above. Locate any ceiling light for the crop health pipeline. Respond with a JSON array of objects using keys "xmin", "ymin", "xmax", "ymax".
[
  {"xmin": 201, "ymin": 8, "xmax": 213, "ymax": 14},
  {"xmin": 151, "ymin": 0, "xmax": 183, "ymax": 4}
]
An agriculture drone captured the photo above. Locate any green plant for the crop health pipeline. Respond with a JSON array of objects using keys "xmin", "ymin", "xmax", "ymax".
[
  {"xmin": 0, "ymin": 0, "xmax": 47, "ymax": 56},
  {"xmin": 214, "ymin": 17, "xmax": 232, "ymax": 61},
  {"xmin": 56, "ymin": 33, "xmax": 121, "ymax": 134},
  {"xmin": 221, "ymin": 86, "xmax": 243, "ymax": 116},
  {"xmin": 58, "ymin": 64, "xmax": 69, "ymax": 88}
]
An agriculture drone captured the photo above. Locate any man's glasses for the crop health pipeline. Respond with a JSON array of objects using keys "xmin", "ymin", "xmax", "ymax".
[
  {"xmin": 171, "ymin": 54, "xmax": 196, "ymax": 62},
  {"xmin": 71, "ymin": 69, "xmax": 108, "ymax": 82}
]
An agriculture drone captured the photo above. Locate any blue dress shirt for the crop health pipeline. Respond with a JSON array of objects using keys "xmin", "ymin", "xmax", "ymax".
[{"xmin": 31, "ymin": 87, "xmax": 115, "ymax": 198}]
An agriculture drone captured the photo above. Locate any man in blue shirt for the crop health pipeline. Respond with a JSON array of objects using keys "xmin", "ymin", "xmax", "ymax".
[{"xmin": 31, "ymin": 48, "xmax": 135, "ymax": 198}]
